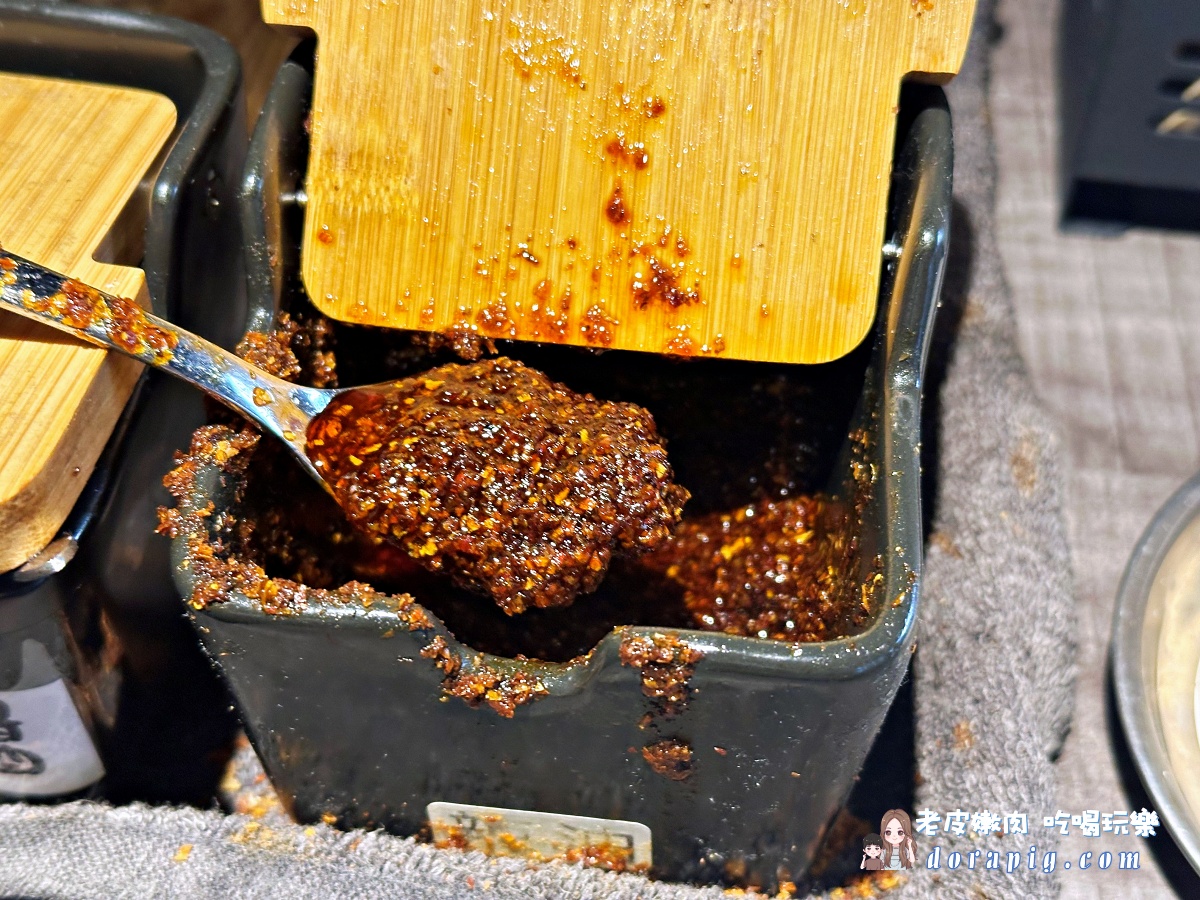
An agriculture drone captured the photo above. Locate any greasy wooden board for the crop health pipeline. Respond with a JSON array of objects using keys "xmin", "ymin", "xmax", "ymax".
[
  {"xmin": 0, "ymin": 72, "xmax": 176, "ymax": 573},
  {"xmin": 264, "ymin": 0, "xmax": 973, "ymax": 363}
]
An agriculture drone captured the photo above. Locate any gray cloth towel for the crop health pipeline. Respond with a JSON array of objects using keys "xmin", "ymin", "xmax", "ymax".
[{"xmin": 0, "ymin": 0, "xmax": 1075, "ymax": 897}]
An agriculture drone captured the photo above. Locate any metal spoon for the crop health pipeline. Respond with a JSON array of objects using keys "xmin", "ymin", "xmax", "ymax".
[{"xmin": 0, "ymin": 250, "xmax": 335, "ymax": 485}]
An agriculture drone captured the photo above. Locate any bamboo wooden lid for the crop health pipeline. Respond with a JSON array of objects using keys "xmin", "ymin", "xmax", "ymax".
[
  {"xmin": 263, "ymin": 0, "xmax": 974, "ymax": 364},
  {"xmin": 0, "ymin": 72, "xmax": 176, "ymax": 573}
]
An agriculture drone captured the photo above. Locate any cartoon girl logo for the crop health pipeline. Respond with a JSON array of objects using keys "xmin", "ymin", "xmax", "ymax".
[
  {"xmin": 860, "ymin": 834, "xmax": 884, "ymax": 870},
  {"xmin": 880, "ymin": 808, "xmax": 916, "ymax": 870}
]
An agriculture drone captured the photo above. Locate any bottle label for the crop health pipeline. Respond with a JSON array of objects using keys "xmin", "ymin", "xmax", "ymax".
[{"xmin": 0, "ymin": 679, "xmax": 104, "ymax": 797}]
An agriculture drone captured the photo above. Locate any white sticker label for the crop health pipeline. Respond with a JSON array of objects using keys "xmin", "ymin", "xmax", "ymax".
[
  {"xmin": 427, "ymin": 801, "xmax": 652, "ymax": 870},
  {"xmin": 0, "ymin": 679, "xmax": 104, "ymax": 797}
]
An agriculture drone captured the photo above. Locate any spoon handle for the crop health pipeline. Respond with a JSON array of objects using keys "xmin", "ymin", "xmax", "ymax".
[{"xmin": 0, "ymin": 250, "xmax": 329, "ymax": 470}]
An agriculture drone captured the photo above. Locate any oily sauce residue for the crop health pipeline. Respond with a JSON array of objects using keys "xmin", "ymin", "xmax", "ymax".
[
  {"xmin": 618, "ymin": 630, "xmax": 703, "ymax": 717},
  {"xmin": 529, "ymin": 280, "xmax": 571, "ymax": 341},
  {"xmin": 631, "ymin": 252, "xmax": 700, "ymax": 310},
  {"xmin": 237, "ymin": 330, "xmax": 302, "ymax": 382},
  {"xmin": 433, "ymin": 825, "xmax": 647, "ymax": 874},
  {"xmin": 605, "ymin": 183, "xmax": 629, "ymax": 225},
  {"xmin": 604, "ymin": 136, "xmax": 650, "ymax": 170},
  {"xmin": 421, "ymin": 635, "xmax": 550, "ymax": 718},
  {"xmin": 620, "ymin": 631, "xmax": 703, "ymax": 779},
  {"xmin": 2, "ymin": 256, "xmax": 177, "ymax": 363},
  {"xmin": 561, "ymin": 842, "xmax": 648, "ymax": 873},
  {"xmin": 641, "ymin": 738, "xmax": 694, "ymax": 781},
  {"xmin": 235, "ymin": 313, "xmax": 338, "ymax": 387},
  {"xmin": 580, "ymin": 304, "xmax": 618, "ymax": 347},
  {"xmin": 440, "ymin": 663, "xmax": 550, "ymax": 718},
  {"xmin": 305, "ymin": 357, "xmax": 689, "ymax": 614}
]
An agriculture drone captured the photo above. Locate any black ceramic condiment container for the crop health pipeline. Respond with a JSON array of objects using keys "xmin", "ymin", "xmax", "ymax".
[{"xmin": 171, "ymin": 55, "xmax": 952, "ymax": 891}]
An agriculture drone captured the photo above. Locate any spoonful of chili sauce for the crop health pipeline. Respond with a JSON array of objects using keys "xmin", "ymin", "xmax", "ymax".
[
  {"xmin": 308, "ymin": 358, "xmax": 688, "ymax": 613},
  {"xmin": 0, "ymin": 251, "xmax": 687, "ymax": 611}
]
